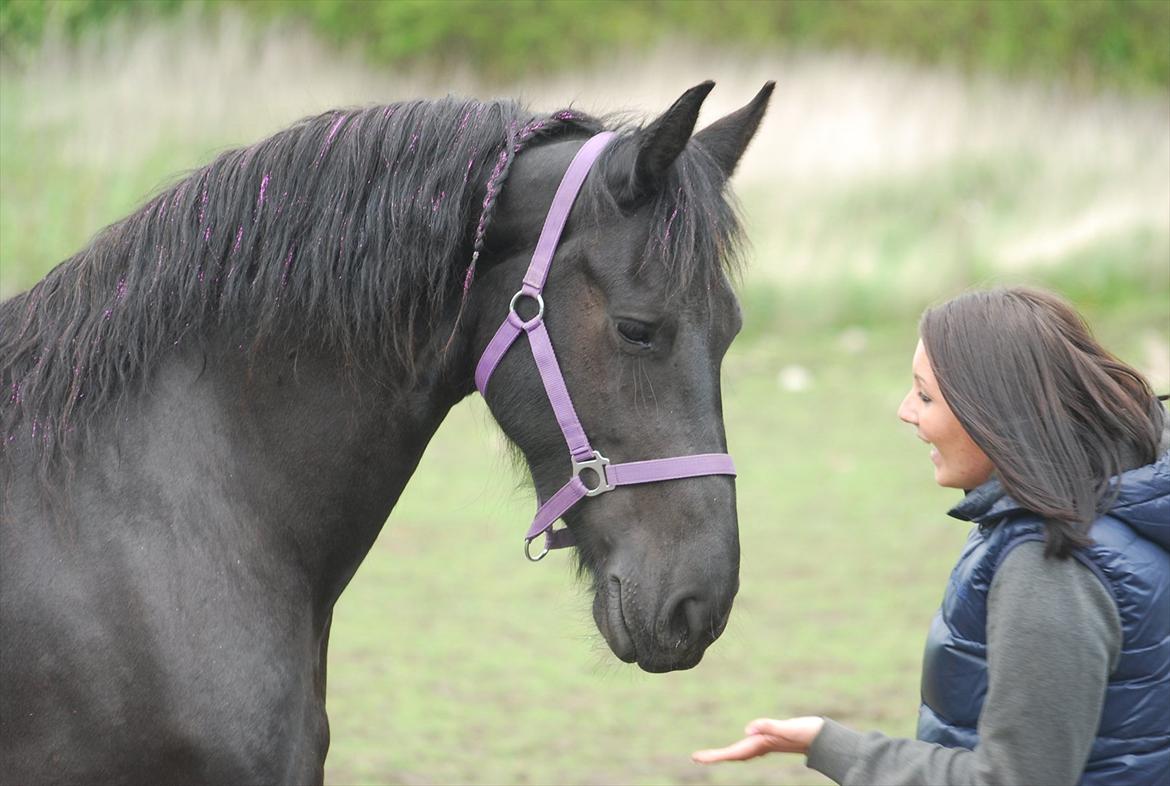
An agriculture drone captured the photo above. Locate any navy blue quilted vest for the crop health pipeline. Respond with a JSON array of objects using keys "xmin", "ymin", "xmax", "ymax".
[{"xmin": 917, "ymin": 451, "xmax": 1170, "ymax": 786}]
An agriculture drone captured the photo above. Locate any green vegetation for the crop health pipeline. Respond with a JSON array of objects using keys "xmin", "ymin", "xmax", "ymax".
[
  {"xmin": 735, "ymin": 158, "xmax": 1170, "ymax": 336},
  {"xmin": 4, "ymin": 0, "xmax": 1169, "ymax": 92}
]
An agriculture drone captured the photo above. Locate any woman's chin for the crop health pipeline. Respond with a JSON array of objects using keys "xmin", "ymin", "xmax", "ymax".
[{"xmin": 933, "ymin": 466, "xmax": 960, "ymax": 489}]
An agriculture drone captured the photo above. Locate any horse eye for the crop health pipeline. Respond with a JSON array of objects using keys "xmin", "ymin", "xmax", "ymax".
[{"xmin": 616, "ymin": 320, "xmax": 654, "ymax": 347}]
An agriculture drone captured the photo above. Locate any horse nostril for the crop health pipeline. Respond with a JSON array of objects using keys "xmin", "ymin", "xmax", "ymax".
[{"xmin": 663, "ymin": 594, "xmax": 712, "ymax": 649}]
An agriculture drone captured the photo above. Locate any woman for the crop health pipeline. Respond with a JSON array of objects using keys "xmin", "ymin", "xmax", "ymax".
[{"xmin": 693, "ymin": 287, "xmax": 1169, "ymax": 785}]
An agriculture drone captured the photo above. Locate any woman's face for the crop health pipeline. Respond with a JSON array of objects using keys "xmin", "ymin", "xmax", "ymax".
[{"xmin": 897, "ymin": 340, "xmax": 995, "ymax": 490}]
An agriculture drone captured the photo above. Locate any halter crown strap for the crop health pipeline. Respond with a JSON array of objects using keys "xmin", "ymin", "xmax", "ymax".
[
  {"xmin": 475, "ymin": 132, "xmax": 616, "ymax": 396},
  {"xmin": 475, "ymin": 132, "xmax": 736, "ymax": 561},
  {"xmin": 522, "ymin": 132, "xmax": 615, "ymax": 294}
]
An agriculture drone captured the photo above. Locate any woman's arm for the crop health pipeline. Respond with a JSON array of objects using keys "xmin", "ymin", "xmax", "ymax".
[
  {"xmin": 696, "ymin": 541, "xmax": 1122, "ymax": 786},
  {"xmin": 810, "ymin": 540, "xmax": 1120, "ymax": 785}
]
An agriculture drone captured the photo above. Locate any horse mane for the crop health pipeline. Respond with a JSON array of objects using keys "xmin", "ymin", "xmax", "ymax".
[{"xmin": 1, "ymin": 95, "xmax": 744, "ymax": 475}]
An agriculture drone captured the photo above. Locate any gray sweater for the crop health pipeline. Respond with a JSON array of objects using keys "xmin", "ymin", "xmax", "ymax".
[{"xmin": 806, "ymin": 540, "xmax": 1122, "ymax": 786}]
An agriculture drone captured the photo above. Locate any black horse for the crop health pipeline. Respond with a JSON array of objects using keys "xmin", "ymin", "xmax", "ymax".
[{"xmin": 0, "ymin": 82, "xmax": 772, "ymax": 783}]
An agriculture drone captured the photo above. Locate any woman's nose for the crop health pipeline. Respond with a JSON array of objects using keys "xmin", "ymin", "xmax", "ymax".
[{"xmin": 897, "ymin": 392, "xmax": 917, "ymax": 425}]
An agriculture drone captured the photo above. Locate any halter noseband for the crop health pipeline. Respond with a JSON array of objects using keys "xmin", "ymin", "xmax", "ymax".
[{"xmin": 475, "ymin": 132, "xmax": 736, "ymax": 561}]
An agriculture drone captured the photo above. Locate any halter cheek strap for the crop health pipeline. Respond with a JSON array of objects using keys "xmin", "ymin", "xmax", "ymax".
[{"xmin": 475, "ymin": 132, "xmax": 736, "ymax": 561}]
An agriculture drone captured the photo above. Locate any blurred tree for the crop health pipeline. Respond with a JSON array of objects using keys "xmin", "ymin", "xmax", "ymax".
[{"xmin": 2, "ymin": 0, "xmax": 1167, "ymax": 92}]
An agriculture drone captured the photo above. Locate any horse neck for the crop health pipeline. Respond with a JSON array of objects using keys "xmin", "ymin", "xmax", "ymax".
[{"xmin": 140, "ymin": 326, "xmax": 474, "ymax": 614}]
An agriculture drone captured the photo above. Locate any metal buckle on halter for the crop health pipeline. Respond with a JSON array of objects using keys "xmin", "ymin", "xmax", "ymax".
[
  {"xmin": 572, "ymin": 451, "xmax": 614, "ymax": 497},
  {"xmin": 525, "ymin": 536, "xmax": 550, "ymax": 562},
  {"xmin": 508, "ymin": 289, "xmax": 545, "ymax": 327}
]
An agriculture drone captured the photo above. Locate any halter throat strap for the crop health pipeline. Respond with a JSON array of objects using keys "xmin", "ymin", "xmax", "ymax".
[{"xmin": 474, "ymin": 132, "xmax": 736, "ymax": 561}]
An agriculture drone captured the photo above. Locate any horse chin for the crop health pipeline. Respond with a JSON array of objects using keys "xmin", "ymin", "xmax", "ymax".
[{"xmin": 637, "ymin": 650, "xmax": 704, "ymax": 674}]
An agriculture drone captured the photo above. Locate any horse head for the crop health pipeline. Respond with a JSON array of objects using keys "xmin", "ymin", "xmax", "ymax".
[{"xmin": 471, "ymin": 83, "xmax": 773, "ymax": 672}]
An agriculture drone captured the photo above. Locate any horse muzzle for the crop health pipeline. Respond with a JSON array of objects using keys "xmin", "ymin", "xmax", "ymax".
[{"xmin": 592, "ymin": 572, "xmax": 736, "ymax": 673}]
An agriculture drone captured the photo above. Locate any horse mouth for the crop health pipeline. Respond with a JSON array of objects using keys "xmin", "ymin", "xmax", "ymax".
[
  {"xmin": 594, "ymin": 577, "xmax": 636, "ymax": 664},
  {"xmin": 593, "ymin": 573, "xmax": 726, "ymax": 672}
]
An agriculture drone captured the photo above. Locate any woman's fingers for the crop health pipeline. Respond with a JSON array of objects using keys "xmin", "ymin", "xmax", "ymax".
[
  {"xmin": 692, "ymin": 734, "xmax": 773, "ymax": 763},
  {"xmin": 745, "ymin": 717, "xmax": 786, "ymax": 736},
  {"xmin": 748, "ymin": 717, "xmax": 825, "ymax": 750},
  {"xmin": 694, "ymin": 717, "xmax": 827, "ymax": 764}
]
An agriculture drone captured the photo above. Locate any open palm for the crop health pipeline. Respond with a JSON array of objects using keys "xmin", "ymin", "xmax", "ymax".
[{"xmin": 692, "ymin": 717, "xmax": 826, "ymax": 763}]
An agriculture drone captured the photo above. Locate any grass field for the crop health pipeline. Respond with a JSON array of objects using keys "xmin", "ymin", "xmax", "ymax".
[{"xmin": 1, "ymin": 13, "xmax": 1167, "ymax": 785}]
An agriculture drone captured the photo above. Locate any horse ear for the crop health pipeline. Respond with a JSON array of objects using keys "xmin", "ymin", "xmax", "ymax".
[
  {"xmin": 609, "ymin": 81, "xmax": 715, "ymax": 204},
  {"xmin": 692, "ymin": 81, "xmax": 775, "ymax": 180}
]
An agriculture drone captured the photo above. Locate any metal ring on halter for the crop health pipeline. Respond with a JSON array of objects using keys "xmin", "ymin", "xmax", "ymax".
[
  {"xmin": 509, "ymin": 290, "xmax": 545, "ymax": 327},
  {"xmin": 525, "ymin": 537, "xmax": 550, "ymax": 562},
  {"xmin": 572, "ymin": 451, "xmax": 614, "ymax": 497}
]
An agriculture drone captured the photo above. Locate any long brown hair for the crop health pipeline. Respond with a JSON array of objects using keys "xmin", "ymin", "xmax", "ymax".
[{"xmin": 920, "ymin": 287, "xmax": 1165, "ymax": 558}]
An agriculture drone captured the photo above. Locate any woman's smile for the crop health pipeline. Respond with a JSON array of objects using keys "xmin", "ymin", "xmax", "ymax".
[{"xmin": 898, "ymin": 341, "xmax": 994, "ymax": 489}]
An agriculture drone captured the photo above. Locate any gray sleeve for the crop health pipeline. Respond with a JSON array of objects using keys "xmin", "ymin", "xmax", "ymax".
[{"xmin": 806, "ymin": 540, "xmax": 1121, "ymax": 786}]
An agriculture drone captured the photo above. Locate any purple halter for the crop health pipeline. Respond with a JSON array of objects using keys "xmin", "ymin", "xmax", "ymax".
[{"xmin": 475, "ymin": 132, "xmax": 737, "ymax": 561}]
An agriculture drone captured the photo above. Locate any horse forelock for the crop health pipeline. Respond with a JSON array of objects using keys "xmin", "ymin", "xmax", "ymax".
[
  {"xmin": 0, "ymin": 96, "xmax": 603, "ymax": 474},
  {"xmin": 582, "ymin": 133, "xmax": 746, "ymax": 304},
  {"xmin": 648, "ymin": 140, "xmax": 746, "ymax": 296}
]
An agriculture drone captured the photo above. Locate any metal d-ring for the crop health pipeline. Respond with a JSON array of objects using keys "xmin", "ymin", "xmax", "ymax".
[
  {"xmin": 525, "ymin": 536, "xmax": 550, "ymax": 562},
  {"xmin": 509, "ymin": 289, "xmax": 545, "ymax": 326},
  {"xmin": 572, "ymin": 451, "xmax": 615, "ymax": 497}
]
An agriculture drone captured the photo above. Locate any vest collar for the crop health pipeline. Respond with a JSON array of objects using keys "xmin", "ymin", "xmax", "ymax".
[{"xmin": 947, "ymin": 477, "xmax": 1027, "ymax": 524}]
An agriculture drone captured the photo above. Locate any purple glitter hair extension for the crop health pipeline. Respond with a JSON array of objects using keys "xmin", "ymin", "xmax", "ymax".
[
  {"xmin": 193, "ymin": 174, "xmax": 211, "ymax": 255},
  {"xmin": 460, "ymin": 251, "xmax": 478, "ymax": 296},
  {"xmin": 317, "ymin": 113, "xmax": 348, "ymax": 164},
  {"xmin": 167, "ymin": 187, "xmax": 183, "ymax": 221},
  {"xmin": 279, "ymin": 246, "xmax": 295, "ymax": 290},
  {"xmin": 661, "ymin": 187, "xmax": 684, "ymax": 249},
  {"xmin": 466, "ymin": 117, "xmax": 557, "ymax": 290},
  {"xmin": 257, "ymin": 174, "xmax": 270, "ymax": 212}
]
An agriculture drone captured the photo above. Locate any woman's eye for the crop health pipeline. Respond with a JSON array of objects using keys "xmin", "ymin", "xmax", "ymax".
[
  {"xmin": 918, "ymin": 392, "xmax": 932, "ymax": 404},
  {"xmin": 617, "ymin": 320, "xmax": 654, "ymax": 347}
]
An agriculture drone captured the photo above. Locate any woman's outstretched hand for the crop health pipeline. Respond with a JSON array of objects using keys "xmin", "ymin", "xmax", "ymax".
[{"xmin": 692, "ymin": 717, "xmax": 825, "ymax": 763}]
